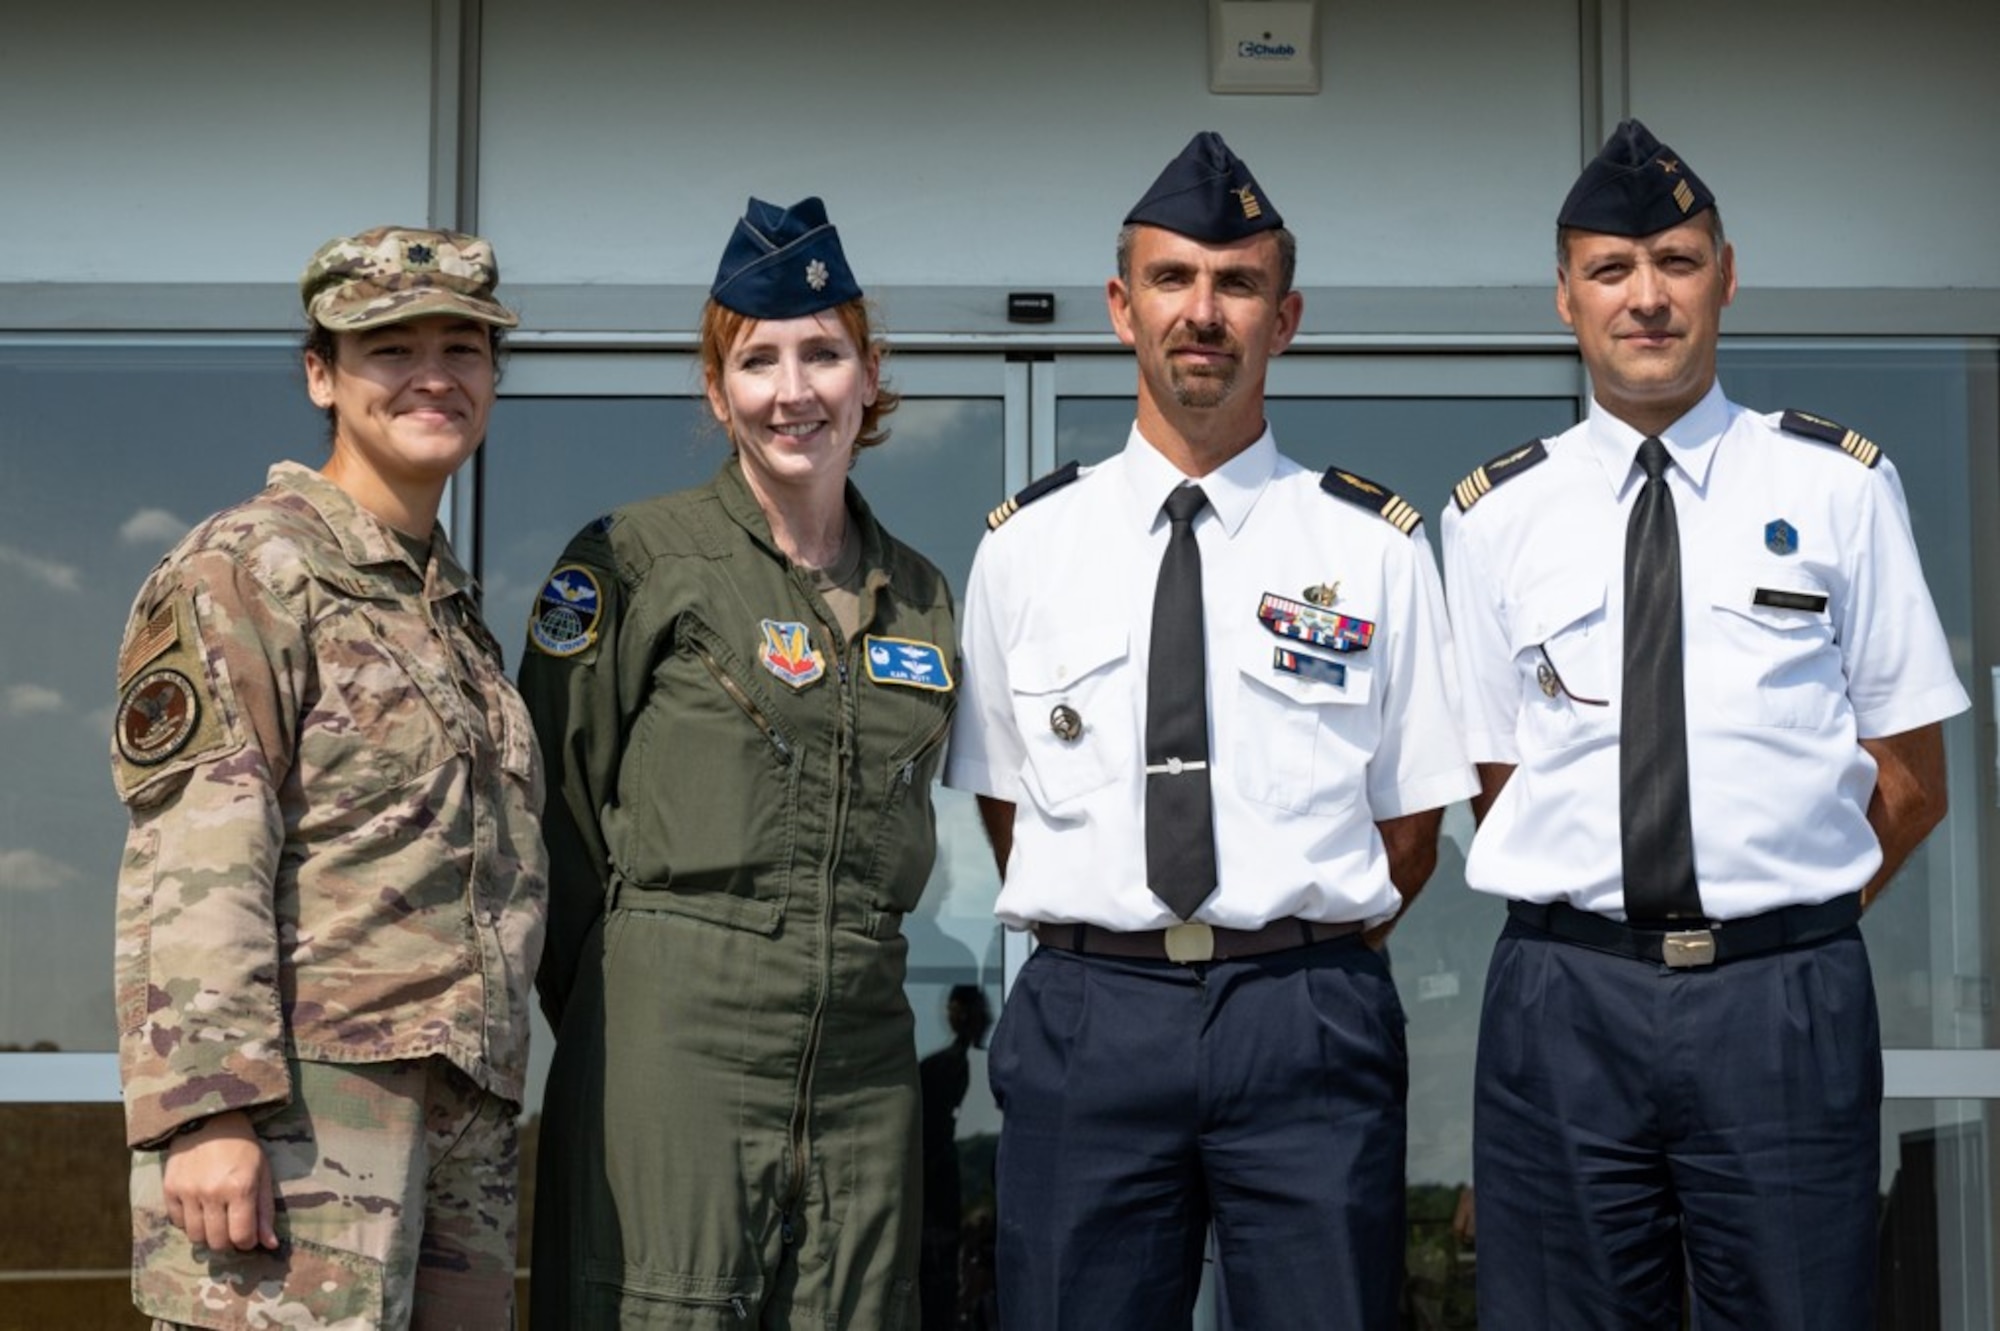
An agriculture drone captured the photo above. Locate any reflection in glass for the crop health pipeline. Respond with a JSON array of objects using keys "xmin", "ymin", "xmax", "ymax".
[
  {"xmin": 0, "ymin": 344, "xmax": 322, "ymax": 1055},
  {"xmin": 1718, "ymin": 346, "xmax": 1986, "ymax": 1056}
]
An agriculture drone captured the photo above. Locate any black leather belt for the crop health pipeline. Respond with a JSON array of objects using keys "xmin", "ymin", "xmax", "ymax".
[
  {"xmin": 1507, "ymin": 894, "xmax": 1862, "ymax": 969},
  {"xmin": 1033, "ymin": 918, "xmax": 1364, "ymax": 965}
]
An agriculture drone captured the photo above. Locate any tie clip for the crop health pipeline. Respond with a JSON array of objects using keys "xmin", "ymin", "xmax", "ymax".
[{"xmin": 1145, "ymin": 758, "xmax": 1208, "ymax": 775}]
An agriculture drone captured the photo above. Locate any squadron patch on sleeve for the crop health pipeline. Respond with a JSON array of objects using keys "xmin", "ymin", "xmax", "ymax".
[
  {"xmin": 1319, "ymin": 467, "xmax": 1422, "ymax": 535},
  {"xmin": 986, "ymin": 461, "xmax": 1083, "ymax": 530},
  {"xmin": 529, "ymin": 565, "xmax": 604, "ymax": 657},
  {"xmin": 1779, "ymin": 410, "xmax": 1882, "ymax": 468},
  {"xmin": 117, "ymin": 668, "xmax": 200, "ymax": 767},
  {"xmin": 110, "ymin": 593, "xmax": 241, "ymax": 798},
  {"xmin": 1453, "ymin": 439, "xmax": 1549, "ymax": 512}
]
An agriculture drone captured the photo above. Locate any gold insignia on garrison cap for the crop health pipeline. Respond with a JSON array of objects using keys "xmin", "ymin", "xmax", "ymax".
[{"xmin": 1235, "ymin": 186, "xmax": 1263, "ymax": 220}]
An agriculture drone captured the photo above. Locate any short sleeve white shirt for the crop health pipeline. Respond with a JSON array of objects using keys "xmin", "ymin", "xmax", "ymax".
[
  {"xmin": 946, "ymin": 425, "xmax": 1477, "ymax": 932},
  {"xmin": 1440, "ymin": 383, "xmax": 1970, "ymax": 919}
]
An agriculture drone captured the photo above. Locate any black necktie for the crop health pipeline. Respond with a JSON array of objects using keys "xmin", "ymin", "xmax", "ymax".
[
  {"xmin": 1620, "ymin": 436, "xmax": 1702, "ymax": 923},
  {"xmin": 1145, "ymin": 485, "xmax": 1219, "ymax": 920}
]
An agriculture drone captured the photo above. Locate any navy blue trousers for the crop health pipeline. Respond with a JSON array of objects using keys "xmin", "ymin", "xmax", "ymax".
[
  {"xmin": 989, "ymin": 935, "xmax": 1407, "ymax": 1331},
  {"xmin": 1474, "ymin": 918, "xmax": 1881, "ymax": 1330}
]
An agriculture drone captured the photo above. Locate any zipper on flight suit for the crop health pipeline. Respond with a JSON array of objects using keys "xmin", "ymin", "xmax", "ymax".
[
  {"xmin": 777, "ymin": 613, "xmax": 856, "ymax": 1249},
  {"xmin": 695, "ymin": 644, "xmax": 793, "ymax": 762}
]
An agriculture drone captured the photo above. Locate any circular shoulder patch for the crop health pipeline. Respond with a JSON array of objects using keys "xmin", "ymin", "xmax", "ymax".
[
  {"xmin": 118, "ymin": 669, "xmax": 200, "ymax": 766},
  {"xmin": 530, "ymin": 565, "xmax": 605, "ymax": 657}
]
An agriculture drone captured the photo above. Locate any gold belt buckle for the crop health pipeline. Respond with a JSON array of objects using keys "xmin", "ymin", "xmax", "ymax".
[
  {"xmin": 1164, "ymin": 922, "xmax": 1216, "ymax": 963},
  {"xmin": 1662, "ymin": 930, "xmax": 1717, "ymax": 968}
]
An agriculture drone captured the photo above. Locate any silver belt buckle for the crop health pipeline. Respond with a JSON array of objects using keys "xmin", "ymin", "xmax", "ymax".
[
  {"xmin": 1164, "ymin": 922, "xmax": 1215, "ymax": 963},
  {"xmin": 1662, "ymin": 929, "xmax": 1717, "ymax": 968}
]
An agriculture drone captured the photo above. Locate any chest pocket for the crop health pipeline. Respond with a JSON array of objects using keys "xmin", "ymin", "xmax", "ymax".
[
  {"xmin": 1232, "ymin": 640, "xmax": 1374, "ymax": 815},
  {"xmin": 1706, "ymin": 573, "xmax": 1842, "ymax": 729},
  {"xmin": 1504, "ymin": 575, "xmax": 1611, "ymax": 751},
  {"xmin": 301, "ymin": 599, "xmax": 460, "ymax": 794},
  {"xmin": 1007, "ymin": 624, "xmax": 1130, "ymax": 814}
]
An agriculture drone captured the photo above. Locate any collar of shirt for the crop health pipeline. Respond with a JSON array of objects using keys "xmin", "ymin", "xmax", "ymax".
[
  {"xmin": 1116, "ymin": 421, "xmax": 1278, "ymax": 539},
  {"xmin": 267, "ymin": 460, "xmax": 475, "ymax": 604},
  {"xmin": 1584, "ymin": 379, "xmax": 1730, "ymax": 500}
]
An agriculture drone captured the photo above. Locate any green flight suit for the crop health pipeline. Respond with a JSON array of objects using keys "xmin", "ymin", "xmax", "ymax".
[{"xmin": 521, "ymin": 458, "xmax": 957, "ymax": 1330}]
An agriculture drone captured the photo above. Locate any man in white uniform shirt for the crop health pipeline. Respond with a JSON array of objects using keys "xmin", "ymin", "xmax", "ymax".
[
  {"xmin": 946, "ymin": 131, "xmax": 1475, "ymax": 1330},
  {"xmin": 1442, "ymin": 119, "xmax": 1969, "ymax": 1329}
]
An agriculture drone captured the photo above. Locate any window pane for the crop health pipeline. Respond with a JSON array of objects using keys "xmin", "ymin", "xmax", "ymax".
[{"xmin": 0, "ymin": 344, "xmax": 321, "ymax": 1055}]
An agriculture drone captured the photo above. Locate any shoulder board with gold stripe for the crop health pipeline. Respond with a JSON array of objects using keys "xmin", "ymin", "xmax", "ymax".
[
  {"xmin": 1779, "ymin": 410, "xmax": 1882, "ymax": 469},
  {"xmin": 986, "ymin": 461, "xmax": 1083, "ymax": 530},
  {"xmin": 1452, "ymin": 439, "xmax": 1549, "ymax": 513},
  {"xmin": 1320, "ymin": 466, "xmax": 1422, "ymax": 535}
]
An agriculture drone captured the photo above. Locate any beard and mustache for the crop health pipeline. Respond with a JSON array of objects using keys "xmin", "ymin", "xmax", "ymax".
[{"xmin": 1163, "ymin": 322, "xmax": 1241, "ymax": 409}]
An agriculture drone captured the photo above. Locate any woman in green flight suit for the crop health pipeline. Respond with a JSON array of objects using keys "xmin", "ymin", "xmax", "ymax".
[{"xmin": 521, "ymin": 196, "xmax": 958, "ymax": 1329}]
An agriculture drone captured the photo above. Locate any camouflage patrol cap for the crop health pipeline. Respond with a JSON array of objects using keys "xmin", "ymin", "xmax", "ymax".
[{"xmin": 300, "ymin": 226, "xmax": 519, "ymax": 332}]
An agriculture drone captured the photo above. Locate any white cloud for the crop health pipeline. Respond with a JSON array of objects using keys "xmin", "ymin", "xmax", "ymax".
[
  {"xmin": 4, "ymin": 684, "xmax": 65, "ymax": 716},
  {"xmin": 0, "ymin": 543, "xmax": 81, "ymax": 592},
  {"xmin": 0, "ymin": 848, "xmax": 80, "ymax": 893},
  {"xmin": 120, "ymin": 507, "xmax": 192, "ymax": 547}
]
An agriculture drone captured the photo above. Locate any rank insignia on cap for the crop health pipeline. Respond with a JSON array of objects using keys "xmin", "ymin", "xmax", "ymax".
[
  {"xmin": 1779, "ymin": 410, "xmax": 1883, "ymax": 468},
  {"xmin": 1124, "ymin": 131, "xmax": 1284, "ymax": 243},
  {"xmin": 1272, "ymin": 647, "xmax": 1347, "ymax": 688},
  {"xmin": 864, "ymin": 635, "xmax": 954, "ymax": 692},
  {"xmin": 530, "ymin": 565, "xmax": 604, "ymax": 658},
  {"xmin": 1303, "ymin": 582, "xmax": 1340, "ymax": 607},
  {"xmin": 987, "ymin": 460, "xmax": 1083, "ymax": 530},
  {"xmin": 117, "ymin": 669, "xmax": 200, "ymax": 767},
  {"xmin": 806, "ymin": 258, "xmax": 829, "ymax": 292},
  {"xmin": 760, "ymin": 619, "xmax": 826, "ymax": 689},
  {"xmin": 1558, "ymin": 118, "xmax": 1716, "ymax": 238},
  {"xmin": 1765, "ymin": 519, "xmax": 1798, "ymax": 555},
  {"xmin": 1258, "ymin": 592, "xmax": 1375, "ymax": 652},
  {"xmin": 1320, "ymin": 467, "xmax": 1421, "ymax": 534},
  {"xmin": 1453, "ymin": 439, "xmax": 1549, "ymax": 513},
  {"xmin": 1050, "ymin": 704, "xmax": 1083, "ymax": 742},
  {"xmin": 403, "ymin": 241, "xmax": 438, "ymax": 269}
]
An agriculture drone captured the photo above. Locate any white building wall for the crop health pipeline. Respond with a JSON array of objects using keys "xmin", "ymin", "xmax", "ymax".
[
  {"xmin": 0, "ymin": 2, "xmax": 434, "ymax": 285},
  {"xmin": 4, "ymin": 1, "xmax": 1994, "ymax": 300}
]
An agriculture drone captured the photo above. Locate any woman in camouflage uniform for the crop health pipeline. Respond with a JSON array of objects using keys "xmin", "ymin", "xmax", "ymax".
[
  {"xmin": 522, "ymin": 197, "xmax": 958, "ymax": 1329},
  {"xmin": 109, "ymin": 227, "xmax": 547, "ymax": 1330}
]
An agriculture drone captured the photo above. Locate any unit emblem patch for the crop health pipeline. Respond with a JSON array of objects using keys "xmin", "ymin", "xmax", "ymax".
[
  {"xmin": 530, "ymin": 565, "xmax": 603, "ymax": 657},
  {"xmin": 760, "ymin": 620, "xmax": 826, "ymax": 690},
  {"xmin": 117, "ymin": 669, "xmax": 200, "ymax": 767}
]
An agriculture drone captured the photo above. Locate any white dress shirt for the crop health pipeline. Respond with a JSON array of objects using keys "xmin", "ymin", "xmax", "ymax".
[
  {"xmin": 947, "ymin": 425, "xmax": 1476, "ymax": 932},
  {"xmin": 1441, "ymin": 382, "xmax": 1970, "ymax": 919}
]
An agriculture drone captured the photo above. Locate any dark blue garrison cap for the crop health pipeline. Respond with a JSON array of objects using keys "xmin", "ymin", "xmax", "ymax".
[
  {"xmin": 1125, "ymin": 131, "xmax": 1284, "ymax": 242},
  {"xmin": 709, "ymin": 196, "xmax": 863, "ymax": 319},
  {"xmin": 1558, "ymin": 119, "xmax": 1716, "ymax": 237}
]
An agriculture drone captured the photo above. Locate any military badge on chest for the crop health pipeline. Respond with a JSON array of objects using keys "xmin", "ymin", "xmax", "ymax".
[
  {"xmin": 759, "ymin": 619, "xmax": 826, "ymax": 689},
  {"xmin": 863, "ymin": 635, "xmax": 954, "ymax": 692}
]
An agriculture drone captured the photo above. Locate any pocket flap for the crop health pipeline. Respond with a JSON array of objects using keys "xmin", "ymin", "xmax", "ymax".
[
  {"xmin": 1505, "ymin": 576, "xmax": 1605, "ymax": 655},
  {"xmin": 1241, "ymin": 642, "xmax": 1373, "ymax": 706},
  {"xmin": 1011, "ymin": 624, "xmax": 1130, "ymax": 695},
  {"xmin": 1711, "ymin": 574, "xmax": 1833, "ymax": 629},
  {"xmin": 133, "ymin": 1227, "xmax": 384, "ymax": 1329}
]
